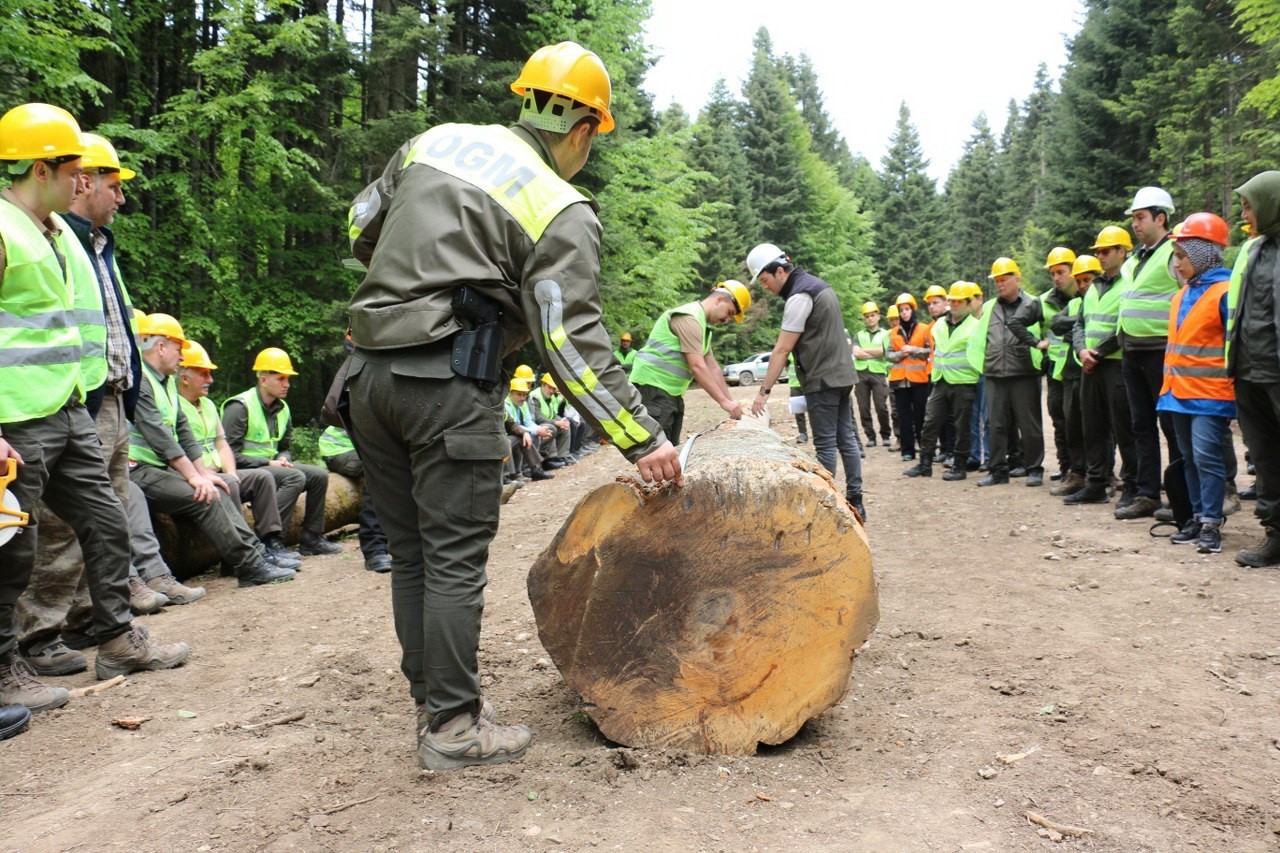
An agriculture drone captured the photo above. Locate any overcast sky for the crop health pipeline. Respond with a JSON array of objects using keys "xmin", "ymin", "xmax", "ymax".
[{"xmin": 642, "ymin": 0, "xmax": 1085, "ymax": 183}]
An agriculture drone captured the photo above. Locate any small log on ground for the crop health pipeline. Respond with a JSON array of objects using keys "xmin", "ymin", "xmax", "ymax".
[{"xmin": 527, "ymin": 416, "xmax": 878, "ymax": 755}]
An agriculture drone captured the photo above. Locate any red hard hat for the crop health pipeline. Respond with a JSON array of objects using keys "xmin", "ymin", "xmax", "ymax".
[{"xmin": 1172, "ymin": 212, "xmax": 1229, "ymax": 247}]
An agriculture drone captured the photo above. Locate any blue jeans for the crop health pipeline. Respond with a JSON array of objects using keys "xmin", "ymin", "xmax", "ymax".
[
  {"xmin": 1171, "ymin": 412, "xmax": 1230, "ymax": 524},
  {"xmin": 969, "ymin": 375, "xmax": 990, "ymax": 465},
  {"xmin": 806, "ymin": 386, "xmax": 863, "ymax": 495}
]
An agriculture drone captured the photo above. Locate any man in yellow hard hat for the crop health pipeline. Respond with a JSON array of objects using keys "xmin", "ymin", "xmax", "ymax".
[
  {"xmin": 0, "ymin": 105, "xmax": 190, "ymax": 720},
  {"xmin": 629, "ymin": 282, "xmax": 748, "ymax": 442},
  {"xmin": 503, "ymin": 378, "xmax": 556, "ymax": 483},
  {"xmin": 1041, "ymin": 247, "xmax": 1079, "ymax": 488},
  {"xmin": 852, "ymin": 301, "xmax": 892, "ymax": 448},
  {"xmin": 614, "ymin": 332, "xmax": 636, "ymax": 375},
  {"xmin": 176, "ymin": 340, "xmax": 301, "ymax": 574},
  {"xmin": 1066, "ymin": 227, "xmax": 1137, "ymax": 506},
  {"xmin": 527, "ymin": 373, "xmax": 573, "ymax": 466},
  {"xmin": 1048, "ymin": 256, "xmax": 1100, "ymax": 499},
  {"xmin": 969, "ymin": 258, "xmax": 1050, "ymax": 486},
  {"xmin": 221, "ymin": 347, "xmax": 340, "ymax": 558},
  {"xmin": 343, "ymin": 42, "xmax": 680, "ymax": 771},
  {"xmin": 923, "ymin": 284, "xmax": 949, "ymax": 323}
]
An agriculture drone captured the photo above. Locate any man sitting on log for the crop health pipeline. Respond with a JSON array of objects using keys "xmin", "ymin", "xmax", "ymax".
[
  {"xmin": 504, "ymin": 378, "xmax": 555, "ymax": 484},
  {"xmin": 527, "ymin": 373, "xmax": 573, "ymax": 468},
  {"xmin": 629, "ymin": 282, "xmax": 748, "ymax": 443},
  {"xmin": 129, "ymin": 314, "xmax": 295, "ymax": 588},
  {"xmin": 747, "ymin": 244, "xmax": 865, "ymax": 520}
]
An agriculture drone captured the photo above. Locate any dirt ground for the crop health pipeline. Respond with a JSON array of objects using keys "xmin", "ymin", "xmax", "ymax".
[{"xmin": 4, "ymin": 383, "xmax": 1280, "ymax": 852}]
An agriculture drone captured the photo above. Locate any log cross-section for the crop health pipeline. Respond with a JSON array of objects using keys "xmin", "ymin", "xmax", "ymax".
[{"xmin": 527, "ymin": 416, "xmax": 878, "ymax": 754}]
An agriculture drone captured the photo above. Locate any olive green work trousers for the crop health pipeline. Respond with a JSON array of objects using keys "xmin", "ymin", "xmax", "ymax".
[{"xmin": 346, "ymin": 344, "xmax": 508, "ymax": 718}]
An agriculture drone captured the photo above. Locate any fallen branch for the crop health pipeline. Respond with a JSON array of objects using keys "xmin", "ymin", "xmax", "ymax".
[
  {"xmin": 239, "ymin": 711, "xmax": 306, "ymax": 731},
  {"xmin": 1207, "ymin": 669, "xmax": 1252, "ymax": 696},
  {"xmin": 322, "ymin": 794, "xmax": 379, "ymax": 815},
  {"xmin": 68, "ymin": 675, "xmax": 125, "ymax": 699},
  {"xmin": 1025, "ymin": 811, "xmax": 1093, "ymax": 838}
]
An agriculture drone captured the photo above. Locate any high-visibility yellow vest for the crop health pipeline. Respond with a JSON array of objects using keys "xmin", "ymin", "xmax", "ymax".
[
  {"xmin": 630, "ymin": 301, "xmax": 709, "ymax": 396},
  {"xmin": 179, "ymin": 394, "xmax": 221, "ymax": 469},
  {"xmin": 128, "ymin": 365, "xmax": 180, "ymax": 468},
  {"xmin": 1118, "ymin": 239, "xmax": 1177, "ymax": 339},
  {"xmin": 318, "ymin": 425, "xmax": 355, "ymax": 459},
  {"xmin": 1082, "ymin": 280, "xmax": 1123, "ymax": 361},
  {"xmin": 1225, "ymin": 236, "xmax": 1261, "ymax": 370},
  {"xmin": 966, "ymin": 301, "xmax": 1043, "ymax": 374},
  {"xmin": 0, "ymin": 204, "xmax": 100, "ymax": 421},
  {"xmin": 930, "ymin": 315, "xmax": 980, "ymax": 384},
  {"xmin": 1040, "ymin": 291, "xmax": 1070, "ymax": 377},
  {"xmin": 1054, "ymin": 299, "xmax": 1083, "ymax": 380},
  {"xmin": 855, "ymin": 328, "xmax": 890, "ymax": 375},
  {"xmin": 223, "ymin": 389, "xmax": 289, "ymax": 459}
]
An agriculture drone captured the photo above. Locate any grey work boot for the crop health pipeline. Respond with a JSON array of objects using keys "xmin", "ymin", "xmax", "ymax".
[
  {"xmin": 21, "ymin": 638, "xmax": 87, "ymax": 676},
  {"xmin": 1236, "ymin": 531, "xmax": 1280, "ymax": 568},
  {"xmin": 299, "ymin": 531, "xmax": 342, "ymax": 556},
  {"xmin": 129, "ymin": 574, "xmax": 169, "ymax": 614},
  {"xmin": 417, "ymin": 708, "xmax": 531, "ymax": 772},
  {"xmin": 416, "ymin": 698, "xmax": 495, "ymax": 735},
  {"xmin": 146, "ymin": 573, "xmax": 207, "ymax": 605},
  {"xmin": 0, "ymin": 652, "xmax": 70, "ymax": 713},
  {"xmin": 903, "ymin": 454, "xmax": 932, "ymax": 478},
  {"xmin": 94, "ymin": 625, "xmax": 190, "ymax": 680}
]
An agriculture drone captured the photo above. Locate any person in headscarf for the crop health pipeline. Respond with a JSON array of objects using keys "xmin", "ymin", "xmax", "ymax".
[{"xmin": 1227, "ymin": 172, "xmax": 1280, "ymax": 567}]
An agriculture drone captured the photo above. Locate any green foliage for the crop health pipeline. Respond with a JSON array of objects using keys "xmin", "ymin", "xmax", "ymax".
[{"xmin": 945, "ymin": 114, "xmax": 1003, "ymax": 284}]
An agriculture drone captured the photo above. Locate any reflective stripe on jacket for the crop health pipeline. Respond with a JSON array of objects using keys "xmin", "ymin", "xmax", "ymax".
[
  {"xmin": 223, "ymin": 389, "xmax": 289, "ymax": 459},
  {"xmin": 179, "ymin": 395, "xmax": 221, "ymax": 469},
  {"xmin": 318, "ymin": 425, "xmax": 356, "ymax": 459},
  {"xmin": 930, "ymin": 315, "xmax": 979, "ymax": 385},
  {"xmin": 890, "ymin": 322, "xmax": 931, "ymax": 383},
  {"xmin": 1161, "ymin": 280, "xmax": 1232, "ymax": 402},
  {"xmin": 1119, "ymin": 239, "xmax": 1177, "ymax": 339},
  {"xmin": 629, "ymin": 301, "xmax": 709, "ymax": 397},
  {"xmin": 129, "ymin": 366, "xmax": 179, "ymax": 467}
]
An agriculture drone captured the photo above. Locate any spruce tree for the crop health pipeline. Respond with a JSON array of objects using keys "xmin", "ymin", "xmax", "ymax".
[{"xmin": 945, "ymin": 114, "xmax": 1002, "ymax": 284}]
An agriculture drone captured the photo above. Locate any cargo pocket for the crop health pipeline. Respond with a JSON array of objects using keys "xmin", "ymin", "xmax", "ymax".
[{"xmin": 442, "ymin": 429, "xmax": 509, "ymax": 524}]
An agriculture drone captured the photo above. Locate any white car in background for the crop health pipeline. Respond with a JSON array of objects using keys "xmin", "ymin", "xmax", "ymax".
[{"xmin": 723, "ymin": 352, "xmax": 787, "ymax": 387}]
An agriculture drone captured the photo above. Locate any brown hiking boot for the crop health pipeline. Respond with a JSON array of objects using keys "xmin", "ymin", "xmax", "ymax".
[
  {"xmin": 21, "ymin": 638, "xmax": 87, "ymax": 676},
  {"xmin": 1050, "ymin": 472, "xmax": 1086, "ymax": 497},
  {"xmin": 417, "ymin": 708, "xmax": 531, "ymax": 771},
  {"xmin": 0, "ymin": 651, "xmax": 70, "ymax": 713},
  {"xmin": 128, "ymin": 574, "xmax": 169, "ymax": 614},
  {"xmin": 94, "ymin": 625, "xmax": 190, "ymax": 680},
  {"xmin": 146, "ymin": 573, "xmax": 207, "ymax": 605},
  {"xmin": 416, "ymin": 698, "xmax": 494, "ymax": 736}
]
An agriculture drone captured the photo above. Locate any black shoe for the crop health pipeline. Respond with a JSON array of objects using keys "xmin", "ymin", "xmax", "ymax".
[
  {"xmin": 0, "ymin": 704, "xmax": 30, "ymax": 741},
  {"xmin": 1009, "ymin": 466, "xmax": 1029, "ymax": 478},
  {"xmin": 866, "ymin": 436, "xmax": 877, "ymax": 447},
  {"xmin": 977, "ymin": 472, "xmax": 1010, "ymax": 487},
  {"xmin": 901, "ymin": 453, "xmax": 915, "ymax": 462},
  {"xmin": 60, "ymin": 628, "xmax": 97, "ymax": 651},
  {"xmin": 1026, "ymin": 468, "xmax": 1044, "ymax": 487},
  {"xmin": 797, "ymin": 432, "xmax": 809, "ymax": 444},
  {"xmin": 1170, "ymin": 519, "xmax": 1200, "ymax": 544},
  {"xmin": 1248, "ymin": 462, "xmax": 1256, "ymax": 476},
  {"xmin": 943, "ymin": 454, "xmax": 955, "ymax": 468},
  {"xmin": 1196, "ymin": 524, "xmax": 1222, "ymax": 554},
  {"xmin": 903, "ymin": 455, "xmax": 932, "ymax": 478},
  {"xmin": 1063, "ymin": 484, "xmax": 1110, "ymax": 505},
  {"xmin": 1236, "ymin": 533, "xmax": 1280, "ymax": 567},
  {"xmin": 966, "ymin": 458, "xmax": 981, "ymax": 472},
  {"xmin": 846, "ymin": 492, "xmax": 866, "ymax": 522},
  {"xmin": 365, "ymin": 553, "xmax": 392, "ymax": 573},
  {"xmin": 1115, "ymin": 487, "xmax": 1136, "ymax": 510},
  {"xmin": 299, "ymin": 531, "xmax": 342, "ymax": 556},
  {"xmin": 1050, "ymin": 470, "xmax": 1063, "ymax": 482},
  {"xmin": 1153, "ymin": 506, "xmax": 1174, "ymax": 523},
  {"xmin": 543, "ymin": 459, "xmax": 566, "ymax": 471},
  {"xmin": 979, "ymin": 462, "xmax": 990, "ymax": 473},
  {"xmin": 238, "ymin": 560, "xmax": 296, "ymax": 587},
  {"xmin": 1240, "ymin": 484, "xmax": 1258, "ymax": 501},
  {"xmin": 530, "ymin": 468, "xmax": 555, "ymax": 481},
  {"xmin": 560, "ymin": 456, "xmax": 576, "ymax": 466},
  {"xmin": 263, "ymin": 536, "xmax": 302, "ymax": 569},
  {"xmin": 942, "ymin": 468, "xmax": 967, "ymax": 481}
]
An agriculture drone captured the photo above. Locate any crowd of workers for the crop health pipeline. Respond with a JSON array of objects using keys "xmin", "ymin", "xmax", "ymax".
[{"xmin": 3, "ymin": 39, "xmax": 1278, "ymax": 780}]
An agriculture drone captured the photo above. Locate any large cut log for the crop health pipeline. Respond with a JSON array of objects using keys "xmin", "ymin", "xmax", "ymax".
[{"xmin": 527, "ymin": 416, "xmax": 878, "ymax": 755}]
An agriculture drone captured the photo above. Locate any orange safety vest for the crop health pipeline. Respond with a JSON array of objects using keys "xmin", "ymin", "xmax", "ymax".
[
  {"xmin": 891, "ymin": 321, "xmax": 932, "ymax": 383},
  {"xmin": 1160, "ymin": 281, "xmax": 1232, "ymax": 402}
]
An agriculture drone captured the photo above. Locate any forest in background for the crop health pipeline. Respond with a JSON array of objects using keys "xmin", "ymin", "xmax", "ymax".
[{"xmin": 4, "ymin": 0, "xmax": 1280, "ymax": 422}]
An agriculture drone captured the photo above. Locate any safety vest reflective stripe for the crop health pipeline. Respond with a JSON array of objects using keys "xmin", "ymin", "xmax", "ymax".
[
  {"xmin": 930, "ymin": 316, "xmax": 979, "ymax": 384},
  {"xmin": 222, "ymin": 389, "xmax": 289, "ymax": 459},
  {"xmin": 1161, "ymin": 281, "xmax": 1232, "ymax": 402},
  {"xmin": 854, "ymin": 329, "xmax": 889, "ymax": 374},
  {"xmin": 1119, "ymin": 240, "xmax": 1177, "ymax": 337},
  {"xmin": 178, "ymin": 395, "xmax": 221, "ymax": 469},
  {"xmin": 1040, "ymin": 293, "xmax": 1069, "ymax": 372},
  {"xmin": 0, "ymin": 202, "xmax": 84, "ymax": 422},
  {"xmin": 318, "ymin": 426, "xmax": 355, "ymax": 459},
  {"xmin": 630, "ymin": 302, "xmax": 709, "ymax": 396},
  {"xmin": 1053, "ymin": 299, "xmax": 1083, "ymax": 381},
  {"xmin": 527, "ymin": 388, "xmax": 560, "ymax": 421},
  {"xmin": 890, "ymin": 323, "xmax": 931, "ymax": 383},
  {"xmin": 504, "ymin": 398, "xmax": 534, "ymax": 425},
  {"xmin": 1225, "ymin": 237, "xmax": 1260, "ymax": 369},
  {"xmin": 128, "ymin": 367, "xmax": 179, "ymax": 467},
  {"xmin": 1083, "ymin": 283, "xmax": 1122, "ymax": 360},
  {"xmin": 534, "ymin": 278, "xmax": 653, "ymax": 450},
  {"xmin": 966, "ymin": 303, "xmax": 1044, "ymax": 373},
  {"xmin": 403, "ymin": 124, "xmax": 586, "ymax": 243}
]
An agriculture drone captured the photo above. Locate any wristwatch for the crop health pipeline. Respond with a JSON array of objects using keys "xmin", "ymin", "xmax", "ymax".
[{"xmin": 759, "ymin": 387, "xmax": 771, "ymax": 395}]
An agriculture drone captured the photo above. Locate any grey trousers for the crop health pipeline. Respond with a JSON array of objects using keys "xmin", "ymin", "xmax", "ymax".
[
  {"xmin": 257, "ymin": 463, "xmax": 325, "ymax": 535},
  {"xmin": 0, "ymin": 403, "xmax": 132, "ymax": 656},
  {"xmin": 538, "ymin": 420, "xmax": 571, "ymax": 460},
  {"xmin": 216, "ymin": 468, "xmax": 283, "ymax": 539},
  {"xmin": 347, "ymin": 345, "xmax": 508, "ymax": 717},
  {"xmin": 131, "ymin": 464, "xmax": 264, "ymax": 573},
  {"xmin": 854, "ymin": 371, "xmax": 892, "ymax": 440},
  {"xmin": 986, "ymin": 374, "xmax": 1045, "ymax": 475},
  {"xmin": 806, "ymin": 385, "xmax": 863, "ymax": 495}
]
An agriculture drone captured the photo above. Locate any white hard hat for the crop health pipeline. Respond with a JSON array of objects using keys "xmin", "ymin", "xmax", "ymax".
[
  {"xmin": 1125, "ymin": 186, "xmax": 1175, "ymax": 216},
  {"xmin": 746, "ymin": 243, "xmax": 786, "ymax": 283}
]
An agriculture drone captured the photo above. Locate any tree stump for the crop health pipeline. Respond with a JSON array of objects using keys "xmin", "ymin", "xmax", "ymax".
[{"xmin": 527, "ymin": 416, "xmax": 878, "ymax": 754}]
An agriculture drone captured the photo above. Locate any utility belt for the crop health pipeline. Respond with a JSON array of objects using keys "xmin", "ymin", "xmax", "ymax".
[{"xmin": 448, "ymin": 284, "xmax": 504, "ymax": 391}]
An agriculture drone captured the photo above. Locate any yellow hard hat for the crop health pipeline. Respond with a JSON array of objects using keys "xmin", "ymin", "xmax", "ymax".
[
  {"xmin": 714, "ymin": 280, "xmax": 752, "ymax": 323},
  {"xmin": 619, "ymin": 332, "xmax": 632, "ymax": 342},
  {"xmin": 252, "ymin": 347, "xmax": 298, "ymax": 376},
  {"xmin": 968, "ymin": 282, "xmax": 985, "ymax": 298},
  {"xmin": 1071, "ymin": 255, "xmax": 1102, "ymax": 277},
  {"xmin": 514, "ymin": 364, "xmax": 535, "ymax": 380},
  {"xmin": 1090, "ymin": 225, "xmax": 1134, "ymax": 251},
  {"xmin": 989, "ymin": 257, "xmax": 1020, "ymax": 279},
  {"xmin": 509, "ymin": 378, "xmax": 530, "ymax": 393},
  {"xmin": 895, "ymin": 292, "xmax": 917, "ymax": 308},
  {"xmin": 924, "ymin": 285, "xmax": 947, "ymax": 301},
  {"xmin": 886, "ymin": 305, "xmax": 900, "ymax": 319},
  {"xmin": 179, "ymin": 340, "xmax": 217, "ymax": 370},
  {"xmin": 947, "ymin": 281, "xmax": 974, "ymax": 300},
  {"xmin": 511, "ymin": 42, "xmax": 614, "ymax": 133},
  {"xmin": 1044, "ymin": 246, "xmax": 1077, "ymax": 269},
  {"xmin": 0, "ymin": 103, "xmax": 85, "ymax": 161},
  {"xmin": 132, "ymin": 308, "xmax": 146, "ymax": 320},
  {"xmin": 541, "ymin": 372, "xmax": 557, "ymax": 387},
  {"xmin": 138, "ymin": 312, "xmax": 187, "ymax": 345},
  {"xmin": 861, "ymin": 301, "xmax": 879, "ymax": 315},
  {"xmin": 79, "ymin": 132, "xmax": 136, "ymax": 180},
  {"xmin": 1243, "ymin": 223, "xmax": 1252, "ymax": 235}
]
